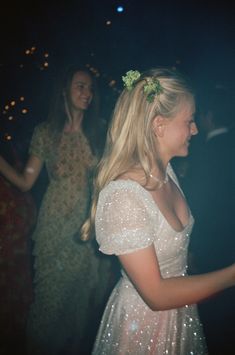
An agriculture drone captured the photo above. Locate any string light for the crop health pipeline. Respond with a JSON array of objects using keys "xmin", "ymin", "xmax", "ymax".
[
  {"xmin": 4, "ymin": 134, "xmax": 12, "ymax": 141},
  {"xmin": 109, "ymin": 80, "xmax": 116, "ymax": 87}
]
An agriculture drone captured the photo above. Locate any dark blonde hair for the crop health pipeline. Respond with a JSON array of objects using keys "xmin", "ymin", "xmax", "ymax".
[{"xmin": 81, "ymin": 67, "xmax": 194, "ymax": 241}]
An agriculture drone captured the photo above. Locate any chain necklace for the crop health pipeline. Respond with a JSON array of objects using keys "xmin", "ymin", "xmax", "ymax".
[{"xmin": 149, "ymin": 173, "xmax": 169, "ymax": 189}]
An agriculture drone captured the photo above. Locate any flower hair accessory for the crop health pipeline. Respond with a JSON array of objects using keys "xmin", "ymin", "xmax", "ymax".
[
  {"xmin": 143, "ymin": 77, "xmax": 163, "ymax": 103},
  {"xmin": 122, "ymin": 70, "xmax": 141, "ymax": 91},
  {"xmin": 122, "ymin": 70, "xmax": 163, "ymax": 102}
]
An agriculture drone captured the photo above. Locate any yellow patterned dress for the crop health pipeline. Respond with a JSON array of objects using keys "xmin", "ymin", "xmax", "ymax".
[{"xmin": 27, "ymin": 122, "xmax": 112, "ymax": 355}]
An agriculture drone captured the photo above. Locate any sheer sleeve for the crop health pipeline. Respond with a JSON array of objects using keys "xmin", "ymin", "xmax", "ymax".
[{"xmin": 95, "ymin": 181, "xmax": 156, "ymax": 255}]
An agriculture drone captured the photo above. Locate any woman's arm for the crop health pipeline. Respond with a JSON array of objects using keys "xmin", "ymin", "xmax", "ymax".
[
  {"xmin": 119, "ymin": 245, "xmax": 235, "ymax": 311},
  {"xmin": 0, "ymin": 154, "xmax": 43, "ymax": 192}
]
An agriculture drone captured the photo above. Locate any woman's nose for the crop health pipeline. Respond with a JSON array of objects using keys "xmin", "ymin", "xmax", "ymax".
[
  {"xmin": 83, "ymin": 87, "xmax": 92, "ymax": 98},
  {"xmin": 191, "ymin": 122, "xmax": 198, "ymax": 135}
]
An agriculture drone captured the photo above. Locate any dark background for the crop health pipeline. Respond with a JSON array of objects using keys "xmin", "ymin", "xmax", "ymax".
[{"xmin": 0, "ymin": 0, "xmax": 234, "ymax": 148}]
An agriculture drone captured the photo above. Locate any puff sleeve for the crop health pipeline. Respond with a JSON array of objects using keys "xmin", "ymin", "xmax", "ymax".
[
  {"xmin": 95, "ymin": 181, "xmax": 156, "ymax": 255},
  {"xmin": 29, "ymin": 122, "xmax": 49, "ymax": 161}
]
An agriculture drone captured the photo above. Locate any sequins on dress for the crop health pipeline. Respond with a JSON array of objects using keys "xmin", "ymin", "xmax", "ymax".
[{"xmin": 92, "ymin": 165, "xmax": 208, "ymax": 354}]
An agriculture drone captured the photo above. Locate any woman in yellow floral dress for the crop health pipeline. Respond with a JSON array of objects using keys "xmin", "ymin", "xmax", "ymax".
[{"xmin": 0, "ymin": 65, "xmax": 113, "ymax": 355}]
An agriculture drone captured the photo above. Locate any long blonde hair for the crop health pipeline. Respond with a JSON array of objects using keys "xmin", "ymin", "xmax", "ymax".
[{"xmin": 81, "ymin": 67, "xmax": 194, "ymax": 241}]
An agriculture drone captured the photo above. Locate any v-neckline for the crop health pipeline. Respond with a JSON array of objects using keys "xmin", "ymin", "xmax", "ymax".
[{"xmin": 110, "ymin": 167, "xmax": 192, "ymax": 234}]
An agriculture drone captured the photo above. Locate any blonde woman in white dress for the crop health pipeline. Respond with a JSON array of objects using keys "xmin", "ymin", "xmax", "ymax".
[{"xmin": 81, "ymin": 68, "xmax": 235, "ymax": 355}]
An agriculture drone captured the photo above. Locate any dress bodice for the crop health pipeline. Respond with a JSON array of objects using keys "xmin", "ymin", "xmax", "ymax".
[{"xmin": 95, "ymin": 165, "xmax": 194, "ymax": 279}]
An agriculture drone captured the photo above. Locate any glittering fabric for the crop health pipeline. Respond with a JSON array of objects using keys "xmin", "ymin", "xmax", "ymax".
[{"xmin": 93, "ymin": 166, "xmax": 207, "ymax": 354}]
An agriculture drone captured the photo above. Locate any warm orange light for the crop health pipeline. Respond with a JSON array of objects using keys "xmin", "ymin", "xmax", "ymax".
[
  {"xmin": 4, "ymin": 134, "xmax": 12, "ymax": 141},
  {"xmin": 109, "ymin": 80, "xmax": 116, "ymax": 87}
]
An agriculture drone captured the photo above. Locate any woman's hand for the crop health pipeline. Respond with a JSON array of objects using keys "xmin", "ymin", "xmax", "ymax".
[{"xmin": 228, "ymin": 263, "xmax": 235, "ymax": 287}]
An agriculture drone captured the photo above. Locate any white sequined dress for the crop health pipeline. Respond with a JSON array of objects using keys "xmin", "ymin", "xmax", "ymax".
[{"xmin": 92, "ymin": 166, "xmax": 207, "ymax": 354}]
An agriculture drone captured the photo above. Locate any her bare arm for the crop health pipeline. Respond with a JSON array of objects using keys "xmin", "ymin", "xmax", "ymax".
[
  {"xmin": 0, "ymin": 154, "xmax": 43, "ymax": 192},
  {"xmin": 119, "ymin": 245, "xmax": 235, "ymax": 311}
]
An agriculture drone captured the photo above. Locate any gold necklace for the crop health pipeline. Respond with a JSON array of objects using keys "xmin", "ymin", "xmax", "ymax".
[{"xmin": 149, "ymin": 173, "xmax": 169, "ymax": 189}]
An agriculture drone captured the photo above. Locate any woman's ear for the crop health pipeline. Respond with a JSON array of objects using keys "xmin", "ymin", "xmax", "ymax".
[{"xmin": 152, "ymin": 116, "xmax": 166, "ymax": 137}]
